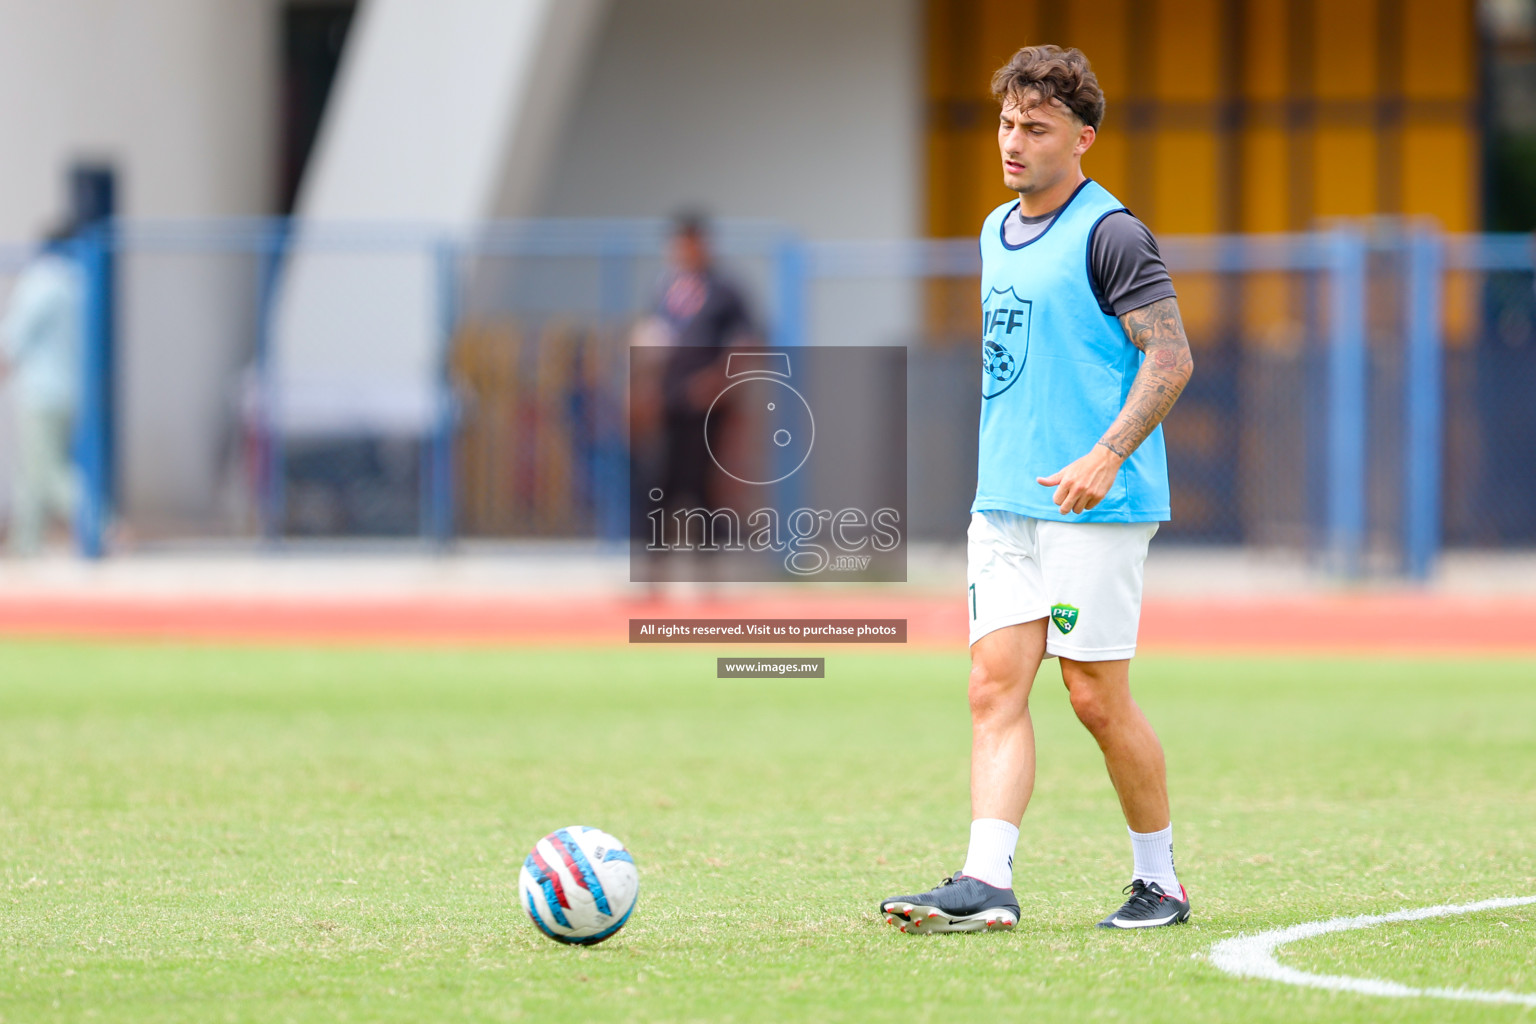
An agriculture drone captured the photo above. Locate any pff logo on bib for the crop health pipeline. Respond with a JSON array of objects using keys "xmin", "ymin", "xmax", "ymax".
[
  {"xmin": 981, "ymin": 287, "xmax": 1031, "ymax": 399},
  {"xmin": 1050, "ymin": 603, "xmax": 1079, "ymax": 634}
]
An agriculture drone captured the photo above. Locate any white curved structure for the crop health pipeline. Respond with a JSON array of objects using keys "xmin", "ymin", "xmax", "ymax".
[{"xmin": 272, "ymin": 0, "xmax": 607, "ymax": 436}]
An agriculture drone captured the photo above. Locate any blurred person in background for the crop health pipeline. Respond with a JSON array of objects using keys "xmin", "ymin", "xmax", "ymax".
[
  {"xmin": 631, "ymin": 212, "xmax": 757, "ymax": 583},
  {"xmin": 648, "ymin": 211, "xmax": 755, "ymax": 507},
  {"xmin": 0, "ymin": 222, "xmax": 83, "ymax": 556}
]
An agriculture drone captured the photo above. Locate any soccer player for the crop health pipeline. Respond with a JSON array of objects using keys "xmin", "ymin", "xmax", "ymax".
[{"xmin": 881, "ymin": 45, "xmax": 1195, "ymax": 931}]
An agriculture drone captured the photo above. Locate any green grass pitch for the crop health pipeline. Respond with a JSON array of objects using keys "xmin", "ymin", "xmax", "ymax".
[{"xmin": 0, "ymin": 641, "xmax": 1532, "ymax": 1022}]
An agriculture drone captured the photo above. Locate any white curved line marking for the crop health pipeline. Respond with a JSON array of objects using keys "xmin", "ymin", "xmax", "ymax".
[{"xmin": 1210, "ymin": 896, "xmax": 1536, "ymax": 1007}]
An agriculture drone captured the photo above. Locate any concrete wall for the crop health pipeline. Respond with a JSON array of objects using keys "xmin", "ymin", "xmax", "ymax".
[
  {"xmin": 534, "ymin": 0, "xmax": 923, "ymax": 352},
  {"xmin": 0, "ymin": 0, "xmax": 279, "ymax": 534},
  {"xmin": 273, "ymin": 0, "xmax": 607, "ymax": 439},
  {"xmin": 534, "ymin": 0, "xmax": 921, "ymax": 241},
  {"xmin": 0, "ymin": 0, "xmax": 276, "ymax": 234},
  {"xmin": 0, "ymin": 0, "xmax": 928, "ymax": 537},
  {"xmin": 535, "ymin": 0, "xmax": 922, "ymax": 242}
]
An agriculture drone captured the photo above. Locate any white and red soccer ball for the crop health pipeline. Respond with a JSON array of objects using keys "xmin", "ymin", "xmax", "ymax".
[{"xmin": 519, "ymin": 826, "xmax": 639, "ymax": 945}]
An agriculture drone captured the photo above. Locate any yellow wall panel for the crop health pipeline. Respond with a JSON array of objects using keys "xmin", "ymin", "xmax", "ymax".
[
  {"xmin": 1243, "ymin": 0, "xmax": 1290, "ymax": 100},
  {"xmin": 924, "ymin": 0, "xmax": 1480, "ymax": 238},
  {"xmin": 1403, "ymin": 0, "xmax": 1473, "ymax": 99},
  {"xmin": 1313, "ymin": 0, "xmax": 1377, "ymax": 100},
  {"xmin": 1241, "ymin": 273, "xmax": 1298, "ymax": 344},
  {"xmin": 1153, "ymin": 129, "xmax": 1220, "ymax": 233},
  {"xmin": 1401, "ymin": 123, "xmax": 1476, "ymax": 232},
  {"xmin": 977, "ymin": 0, "xmax": 1041, "ymax": 97},
  {"xmin": 1442, "ymin": 272, "xmax": 1476, "ymax": 348},
  {"xmin": 1084, "ymin": 130, "xmax": 1130, "ymax": 201},
  {"xmin": 945, "ymin": 129, "xmax": 981, "ymax": 236},
  {"xmin": 1313, "ymin": 127, "xmax": 1377, "ymax": 218},
  {"xmin": 1063, "ymin": 0, "xmax": 1130, "ymax": 98},
  {"xmin": 1170, "ymin": 271, "xmax": 1220, "ymax": 348},
  {"xmin": 1240, "ymin": 126, "xmax": 1289, "ymax": 232},
  {"xmin": 1153, "ymin": 0, "xmax": 1221, "ymax": 101},
  {"xmin": 925, "ymin": 131, "xmax": 958, "ymax": 237},
  {"xmin": 926, "ymin": 0, "xmax": 967, "ymax": 99},
  {"xmin": 964, "ymin": 126, "xmax": 1015, "ymax": 227}
]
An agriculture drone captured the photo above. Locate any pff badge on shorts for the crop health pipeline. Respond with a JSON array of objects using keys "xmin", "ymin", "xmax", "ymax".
[{"xmin": 1050, "ymin": 603, "xmax": 1079, "ymax": 634}]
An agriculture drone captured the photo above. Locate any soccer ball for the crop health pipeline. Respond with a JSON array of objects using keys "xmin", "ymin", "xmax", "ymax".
[{"xmin": 518, "ymin": 826, "xmax": 639, "ymax": 945}]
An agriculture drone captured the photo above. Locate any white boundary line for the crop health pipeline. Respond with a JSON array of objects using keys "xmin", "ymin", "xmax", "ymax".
[{"xmin": 1209, "ymin": 895, "xmax": 1536, "ymax": 1007}]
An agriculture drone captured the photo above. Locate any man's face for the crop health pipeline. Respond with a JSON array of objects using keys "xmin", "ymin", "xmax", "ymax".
[
  {"xmin": 998, "ymin": 91, "xmax": 1093, "ymax": 195},
  {"xmin": 671, "ymin": 232, "xmax": 709, "ymax": 275}
]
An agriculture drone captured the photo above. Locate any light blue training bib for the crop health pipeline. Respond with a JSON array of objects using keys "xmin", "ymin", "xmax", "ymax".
[{"xmin": 971, "ymin": 179, "xmax": 1171, "ymax": 523}]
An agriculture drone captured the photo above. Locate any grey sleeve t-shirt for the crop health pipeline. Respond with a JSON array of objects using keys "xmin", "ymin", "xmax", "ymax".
[{"xmin": 1000, "ymin": 203, "xmax": 1177, "ymax": 317}]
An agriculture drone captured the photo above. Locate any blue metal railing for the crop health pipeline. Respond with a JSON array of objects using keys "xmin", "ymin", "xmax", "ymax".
[
  {"xmin": 9, "ymin": 218, "xmax": 1530, "ymax": 574},
  {"xmin": 1403, "ymin": 231, "xmax": 1444, "ymax": 581},
  {"xmin": 1325, "ymin": 230, "xmax": 1368, "ymax": 578},
  {"xmin": 70, "ymin": 227, "xmax": 112, "ymax": 559}
]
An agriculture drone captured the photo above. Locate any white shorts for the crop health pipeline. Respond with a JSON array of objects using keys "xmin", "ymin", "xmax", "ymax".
[{"xmin": 966, "ymin": 510, "xmax": 1158, "ymax": 660}]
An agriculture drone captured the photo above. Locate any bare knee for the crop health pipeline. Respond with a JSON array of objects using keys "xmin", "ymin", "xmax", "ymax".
[
  {"xmin": 1061, "ymin": 660, "xmax": 1128, "ymax": 738},
  {"xmin": 1066, "ymin": 682, "xmax": 1113, "ymax": 736},
  {"xmin": 968, "ymin": 656, "xmax": 1027, "ymax": 722}
]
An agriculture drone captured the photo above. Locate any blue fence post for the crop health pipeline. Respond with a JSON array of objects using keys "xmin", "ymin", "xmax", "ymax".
[
  {"xmin": 595, "ymin": 238, "xmax": 632, "ymax": 542},
  {"xmin": 770, "ymin": 235, "xmax": 809, "ymax": 527},
  {"xmin": 423, "ymin": 239, "xmax": 459, "ymax": 546},
  {"xmin": 1326, "ymin": 229, "xmax": 1368, "ymax": 578},
  {"xmin": 773, "ymin": 235, "xmax": 807, "ymax": 349},
  {"xmin": 255, "ymin": 220, "xmax": 288, "ymax": 543},
  {"xmin": 71, "ymin": 225, "xmax": 112, "ymax": 559},
  {"xmin": 1402, "ymin": 229, "xmax": 1443, "ymax": 581}
]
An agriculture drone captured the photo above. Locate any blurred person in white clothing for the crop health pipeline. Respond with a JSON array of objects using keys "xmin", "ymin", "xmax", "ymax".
[{"xmin": 0, "ymin": 224, "xmax": 84, "ymax": 555}]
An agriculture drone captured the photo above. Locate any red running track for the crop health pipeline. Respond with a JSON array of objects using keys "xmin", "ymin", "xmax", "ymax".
[{"xmin": 0, "ymin": 591, "xmax": 1532, "ymax": 654}]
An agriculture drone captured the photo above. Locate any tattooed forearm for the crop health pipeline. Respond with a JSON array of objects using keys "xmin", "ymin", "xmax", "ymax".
[{"xmin": 1098, "ymin": 297, "xmax": 1194, "ymax": 459}]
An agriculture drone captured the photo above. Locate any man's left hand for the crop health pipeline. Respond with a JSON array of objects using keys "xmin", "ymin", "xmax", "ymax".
[{"xmin": 1036, "ymin": 445, "xmax": 1125, "ymax": 515}]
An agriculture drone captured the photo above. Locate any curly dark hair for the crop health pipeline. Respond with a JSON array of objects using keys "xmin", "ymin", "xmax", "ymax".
[{"xmin": 990, "ymin": 45, "xmax": 1105, "ymax": 130}]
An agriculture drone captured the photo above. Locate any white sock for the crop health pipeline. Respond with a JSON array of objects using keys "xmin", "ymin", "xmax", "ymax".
[
  {"xmin": 959, "ymin": 818, "xmax": 1019, "ymax": 889},
  {"xmin": 1128, "ymin": 823, "xmax": 1181, "ymax": 895}
]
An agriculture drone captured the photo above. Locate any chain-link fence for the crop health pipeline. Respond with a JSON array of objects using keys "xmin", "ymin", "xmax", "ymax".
[
  {"xmin": 448, "ymin": 222, "xmax": 784, "ymax": 541},
  {"xmin": 2, "ymin": 220, "xmax": 1529, "ymax": 577},
  {"xmin": 112, "ymin": 226, "xmax": 265, "ymax": 541},
  {"xmin": 1444, "ymin": 236, "xmax": 1536, "ymax": 548},
  {"xmin": 805, "ymin": 229, "xmax": 1536, "ymax": 578}
]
